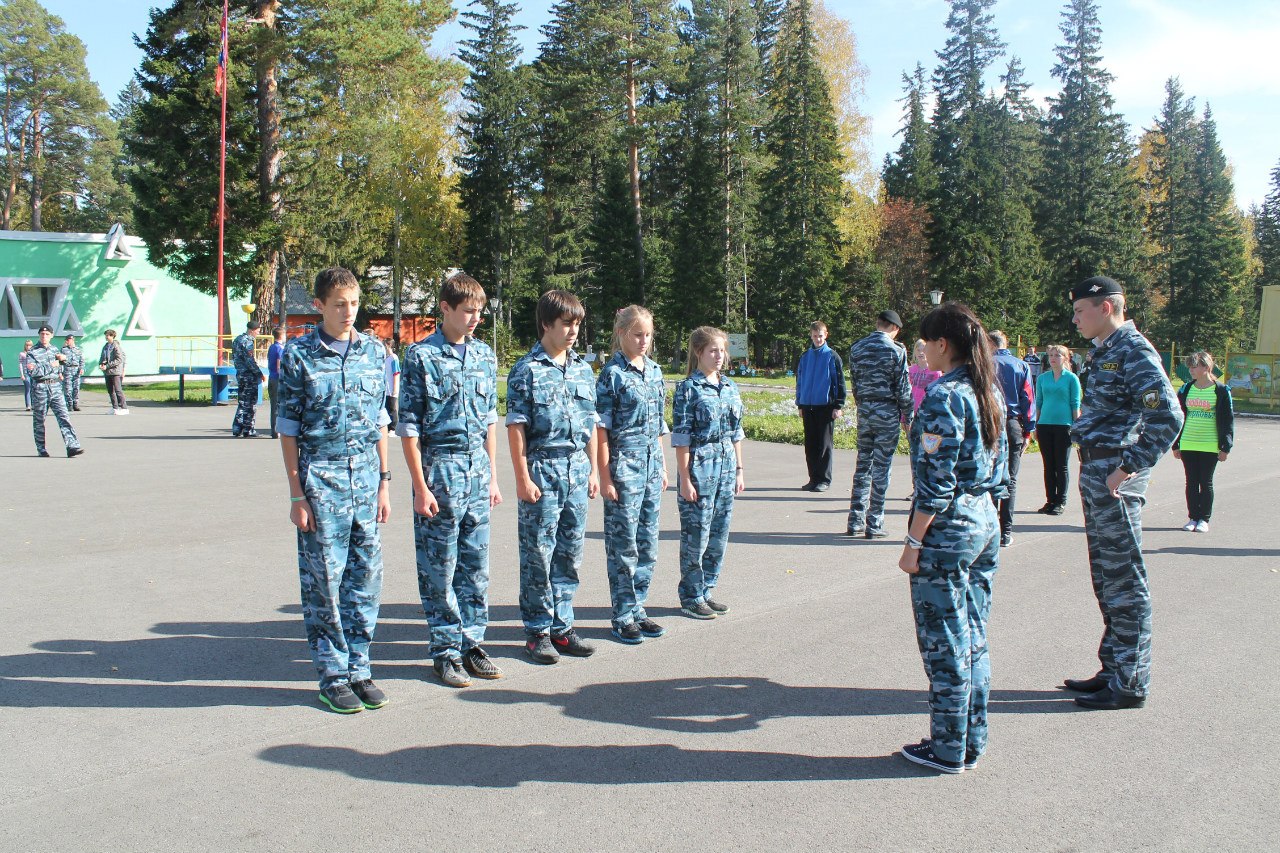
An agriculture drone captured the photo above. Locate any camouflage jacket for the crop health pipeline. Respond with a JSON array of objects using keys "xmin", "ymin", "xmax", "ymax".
[
  {"xmin": 231, "ymin": 332, "xmax": 263, "ymax": 381},
  {"xmin": 910, "ymin": 364, "xmax": 1009, "ymax": 515},
  {"xmin": 26, "ymin": 343, "xmax": 64, "ymax": 382},
  {"xmin": 849, "ymin": 331, "xmax": 912, "ymax": 417},
  {"xmin": 595, "ymin": 351, "xmax": 670, "ymax": 451},
  {"xmin": 59, "ymin": 345, "xmax": 83, "ymax": 373},
  {"xmin": 276, "ymin": 328, "xmax": 389, "ymax": 459},
  {"xmin": 505, "ymin": 341, "xmax": 598, "ymax": 456},
  {"xmin": 396, "ymin": 331, "xmax": 498, "ymax": 453},
  {"xmin": 670, "ymin": 371, "xmax": 744, "ymax": 447},
  {"xmin": 1070, "ymin": 321, "xmax": 1183, "ymax": 472}
]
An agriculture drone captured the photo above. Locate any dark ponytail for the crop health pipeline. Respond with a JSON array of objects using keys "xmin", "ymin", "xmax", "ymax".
[{"xmin": 918, "ymin": 302, "xmax": 1003, "ymax": 450}]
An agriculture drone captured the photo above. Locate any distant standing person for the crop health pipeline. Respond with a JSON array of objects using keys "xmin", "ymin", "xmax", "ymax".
[
  {"xmin": 1024, "ymin": 345, "xmax": 1044, "ymax": 383},
  {"xmin": 383, "ymin": 338, "xmax": 400, "ymax": 429},
  {"xmin": 908, "ymin": 339, "xmax": 943, "ymax": 413},
  {"xmin": 1172, "ymin": 351, "xmax": 1233, "ymax": 533},
  {"xmin": 19, "ymin": 339, "xmax": 34, "ymax": 410},
  {"xmin": 231, "ymin": 319, "xmax": 264, "ymax": 436},
  {"xmin": 99, "ymin": 330, "xmax": 128, "ymax": 414},
  {"xmin": 267, "ymin": 326, "xmax": 287, "ymax": 440},
  {"xmin": 28, "ymin": 325, "xmax": 83, "ymax": 458},
  {"xmin": 60, "ymin": 335, "xmax": 84, "ymax": 411},
  {"xmin": 846, "ymin": 310, "xmax": 912, "ymax": 539},
  {"xmin": 1063, "ymin": 276, "xmax": 1182, "ymax": 711},
  {"xmin": 795, "ymin": 320, "xmax": 846, "ymax": 492},
  {"xmin": 1033, "ymin": 345, "xmax": 1081, "ymax": 515},
  {"xmin": 989, "ymin": 330, "xmax": 1035, "ymax": 547}
]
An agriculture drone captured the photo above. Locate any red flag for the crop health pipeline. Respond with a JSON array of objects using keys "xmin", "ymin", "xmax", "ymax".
[{"xmin": 213, "ymin": 7, "xmax": 228, "ymax": 96}]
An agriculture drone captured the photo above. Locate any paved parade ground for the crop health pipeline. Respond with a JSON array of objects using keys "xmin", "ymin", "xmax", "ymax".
[{"xmin": 2, "ymin": 386, "xmax": 1277, "ymax": 852}]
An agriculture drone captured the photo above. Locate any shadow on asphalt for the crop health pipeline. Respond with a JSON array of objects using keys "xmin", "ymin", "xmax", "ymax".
[
  {"xmin": 1143, "ymin": 545, "xmax": 1280, "ymax": 558},
  {"xmin": 258, "ymin": 742, "xmax": 934, "ymax": 785}
]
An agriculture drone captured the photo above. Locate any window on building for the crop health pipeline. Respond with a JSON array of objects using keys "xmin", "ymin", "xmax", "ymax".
[{"xmin": 1, "ymin": 279, "xmax": 70, "ymax": 334}]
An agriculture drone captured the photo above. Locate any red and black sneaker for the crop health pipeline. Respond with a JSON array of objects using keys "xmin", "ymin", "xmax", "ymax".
[{"xmin": 550, "ymin": 629, "xmax": 595, "ymax": 657}]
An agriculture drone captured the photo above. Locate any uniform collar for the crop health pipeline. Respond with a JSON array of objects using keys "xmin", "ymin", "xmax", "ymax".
[
  {"xmin": 531, "ymin": 340, "xmax": 580, "ymax": 366},
  {"xmin": 425, "ymin": 330, "xmax": 471, "ymax": 360},
  {"xmin": 689, "ymin": 369, "xmax": 725, "ymax": 388},
  {"xmin": 611, "ymin": 350, "xmax": 653, "ymax": 375},
  {"xmin": 1094, "ymin": 320, "xmax": 1136, "ymax": 350},
  {"xmin": 310, "ymin": 326, "xmax": 368, "ymax": 356}
]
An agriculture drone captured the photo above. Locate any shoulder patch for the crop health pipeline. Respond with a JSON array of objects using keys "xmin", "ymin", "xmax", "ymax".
[
  {"xmin": 1141, "ymin": 388, "xmax": 1162, "ymax": 409},
  {"xmin": 921, "ymin": 433, "xmax": 943, "ymax": 454},
  {"xmin": 1101, "ymin": 361, "xmax": 1119, "ymax": 372}
]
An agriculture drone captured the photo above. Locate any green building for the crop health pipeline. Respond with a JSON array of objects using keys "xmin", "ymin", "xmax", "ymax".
[{"xmin": 1, "ymin": 225, "xmax": 216, "ymax": 378}]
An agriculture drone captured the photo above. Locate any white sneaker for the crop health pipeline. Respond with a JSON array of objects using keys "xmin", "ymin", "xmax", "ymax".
[
  {"xmin": 1181, "ymin": 519, "xmax": 1197, "ymax": 532},
  {"xmin": 117, "ymin": 408, "xmax": 130, "ymax": 415},
  {"xmin": 1194, "ymin": 520, "xmax": 1209, "ymax": 533},
  {"xmin": 108, "ymin": 409, "xmax": 118, "ymax": 415}
]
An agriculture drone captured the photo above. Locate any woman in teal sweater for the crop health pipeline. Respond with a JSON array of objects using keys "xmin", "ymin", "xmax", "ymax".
[{"xmin": 1032, "ymin": 345, "xmax": 1081, "ymax": 515}]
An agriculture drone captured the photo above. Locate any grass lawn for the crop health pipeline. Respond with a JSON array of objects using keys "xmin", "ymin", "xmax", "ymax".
[{"xmin": 83, "ymin": 381, "xmax": 213, "ymax": 404}]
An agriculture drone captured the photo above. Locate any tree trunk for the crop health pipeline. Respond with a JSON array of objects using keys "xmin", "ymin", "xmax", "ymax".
[
  {"xmin": 30, "ymin": 111, "xmax": 42, "ymax": 231},
  {"xmin": 625, "ymin": 45, "xmax": 645, "ymax": 303},
  {"xmin": 253, "ymin": 0, "xmax": 284, "ymax": 326},
  {"xmin": 392, "ymin": 208, "xmax": 403, "ymax": 348}
]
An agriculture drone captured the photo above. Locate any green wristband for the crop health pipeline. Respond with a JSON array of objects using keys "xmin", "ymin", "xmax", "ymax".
[{"xmin": 290, "ymin": 496, "xmax": 306, "ymax": 503}]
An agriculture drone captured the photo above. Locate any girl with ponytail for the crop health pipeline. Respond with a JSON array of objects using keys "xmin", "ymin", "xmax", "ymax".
[{"xmin": 897, "ymin": 301, "xmax": 1009, "ymax": 774}]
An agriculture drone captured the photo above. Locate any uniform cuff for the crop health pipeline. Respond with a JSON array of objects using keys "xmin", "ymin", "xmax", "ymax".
[
  {"xmin": 395, "ymin": 423, "xmax": 420, "ymax": 438},
  {"xmin": 505, "ymin": 412, "xmax": 529, "ymax": 426},
  {"xmin": 669, "ymin": 433, "xmax": 691, "ymax": 447},
  {"xmin": 485, "ymin": 411, "xmax": 498, "ymax": 427},
  {"xmin": 597, "ymin": 413, "xmax": 613, "ymax": 430},
  {"xmin": 732, "ymin": 429, "xmax": 744, "ymax": 442},
  {"xmin": 378, "ymin": 410, "xmax": 392, "ymax": 427},
  {"xmin": 276, "ymin": 418, "xmax": 301, "ymax": 437}
]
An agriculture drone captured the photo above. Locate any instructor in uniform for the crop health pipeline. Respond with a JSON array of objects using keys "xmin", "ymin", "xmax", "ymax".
[
  {"xmin": 28, "ymin": 324, "xmax": 83, "ymax": 458},
  {"xmin": 1063, "ymin": 276, "xmax": 1182, "ymax": 711}
]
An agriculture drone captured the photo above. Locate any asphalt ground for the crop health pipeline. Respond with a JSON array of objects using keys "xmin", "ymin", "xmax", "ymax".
[{"xmin": 2, "ymin": 386, "xmax": 1277, "ymax": 852}]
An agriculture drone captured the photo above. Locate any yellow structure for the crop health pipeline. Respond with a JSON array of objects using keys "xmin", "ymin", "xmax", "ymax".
[{"xmin": 1256, "ymin": 285, "xmax": 1280, "ymax": 355}]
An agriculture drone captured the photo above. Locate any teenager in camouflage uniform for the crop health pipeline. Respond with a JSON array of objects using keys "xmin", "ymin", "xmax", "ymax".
[
  {"xmin": 29, "ymin": 325, "xmax": 83, "ymax": 458},
  {"xmin": 596, "ymin": 305, "xmax": 671, "ymax": 645},
  {"xmin": 59, "ymin": 335, "xmax": 83, "ymax": 411},
  {"xmin": 847, "ymin": 310, "xmax": 913, "ymax": 538},
  {"xmin": 277, "ymin": 268, "xmax": 392, "ymax": 714},
  {"xmin": 672, "ymin": 326, "xmax": 745, "ymax": 620},
  {"xmin": 397, "ymin": 273, "xmax": 504, "ymax": 688},
  {"xmin": 1063, "ymin": 276, "xmax": 1182, "ymax": 711},
  {"xmin": 506, "ymin": 290, "xmax": 600, "ymax": 665},
  {"xmin": 898, "ymin": 302, "xmax": 1008, "ymax": 775},
  {"xmin": 231, "ymin": 319, "xmax": 264, "ymax": 437}
]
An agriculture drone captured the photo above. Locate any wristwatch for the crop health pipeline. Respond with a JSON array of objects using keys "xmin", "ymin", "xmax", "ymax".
[
  {"xmin": 904, "ymin": 534, "xmax": 923, "ymax": 550},
  {"xmin": 379, "ymin": 471, "xmax": 392, "ymax": 482}
]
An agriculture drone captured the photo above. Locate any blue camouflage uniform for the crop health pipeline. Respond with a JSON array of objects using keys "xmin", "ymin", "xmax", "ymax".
[
  {"xmin": 596, "ymin": 351, "xmax": 670, "ymax": 630},
  {"xmin": 847, "ymin": 331, "xmax": 913, "ymax": 534},
  {"xmin": 1070, "ymin": 320, "xmax": 1182, "ymax": 699},
  {"xmin": 231, "ymin": 331, "xmax": 263, "ymax": 435},
  {"xmin": 28, "ymin": 342, "xmax": 80, "ymax": 455},
  {"xmin": 672, "ymin": 371, "xmax": 744, "ymax": 607},
  {"xmin": 276, "ymin": 328, "xmax": 390, "ymax": 689},
  {"xmin": 59, "ymin": 342, "xmax": 83, "ymax": 409},
  {"xmin": 506, "ymin": 342, "xmax": 598, "ymax": 638},
  {"xmin": 908, "ymin": 364, "xmax": 1008, "ymax": 766},
  {"xmin": 397, "ymin": 332, "xmax": 499, "ymax": 662}
]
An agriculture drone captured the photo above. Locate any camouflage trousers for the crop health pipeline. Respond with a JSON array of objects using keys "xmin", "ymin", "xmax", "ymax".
[
  {"xmin": 415, "ymin": 447, "xmax": 492, "ymax": 660},
  {"xmin": 232, "ymin": 377, "xmax": 259, "ymax": 434},
  {"xmin": 603, "ymin": 442, "xmax": 664, "ymax": 629},
  {"xmin": 518, "ymin": 451, "xmax": 590, "ymax": 636},
  {"xmin": 62, "ymin": 371, "xmax": 82, "ymax": 409},
  {"xmin": 1079, "ymin": 459, "xmax": 1152, "ymax": 697},
  {"xmin": 909, "ymin": 494, "xmax": 1000, "ymax": 764},
  {"xmin": 677, "ymin": 440, "xmax": 736, "ymax": 606},
  {"xmin": 848, "ymin": 408, "xmax": 901, "ymax": 533},
  {"xmin": 297, "ymin": 448, "xmax": 384, "ymax": 689},
  {"xmin": 31, "ymin": 381, "xmax": 79, "ymax": 454}
]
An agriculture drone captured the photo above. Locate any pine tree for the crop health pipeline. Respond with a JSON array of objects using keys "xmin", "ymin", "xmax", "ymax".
[
  {"xmin": 1163, "ymin": 106, "xmax": 1247, "ymax": 350},
  {"xmin": 1255, "ymin": 160, "xmax": 1280, "ymax": 320},
  {"xmin": 1145, "ymin": 76, "xmax": 1198, "ymax": 331},
  {"xmin": 755, "ymin": 0, "xmax": 843, "ymax": 355},
  {"xmin": 1037, "ymin": 0, "xmax": 1144, "ymax": 340},
  {"xmin": 457, "ymin": 0, "xmax": 529, "ymax": 308},
  {"xmin": 881, "ymin": 64, "xmax": 936, "ymax": 206}
]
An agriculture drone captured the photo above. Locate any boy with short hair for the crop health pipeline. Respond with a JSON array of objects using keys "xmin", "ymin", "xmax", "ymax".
[
  {"xmin": 795, "ymin": 320, "xmax": 846, "ymax": 492},
  {"xmin": 267, "ymin": 326, "xmax": 287, "ymax": 440},
  {"xmin": 397, "ymin": 272, "xmax": 504, "ymax": 688},
  {"xmin": 276, "ymin": 267, "xmax": 392, "ymax": 714},
  {"xmin": 506, "ymin": 290, "xmax": 600, "ymax": 664}
]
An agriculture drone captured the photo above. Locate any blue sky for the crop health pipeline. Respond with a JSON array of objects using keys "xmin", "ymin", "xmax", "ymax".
[{"xmin": 42, "ymin": 0, "xmax": 1279, "ymax": 208}]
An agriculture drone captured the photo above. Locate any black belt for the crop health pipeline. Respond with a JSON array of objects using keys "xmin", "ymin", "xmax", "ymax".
[
  {"xmin": 1078, "ymin": 446, "xmax": 1123, "ymax": 462},
  {"xmin": 37, "ymin": 378, "xmax": 58, "ymax": 384}
]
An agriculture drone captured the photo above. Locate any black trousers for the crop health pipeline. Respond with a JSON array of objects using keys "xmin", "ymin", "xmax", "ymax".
[
  {"xmin": 1037, "ymin": 424, "xmax": 1072, "ymax": 507},
  {"xmin": 801, "ymin": 405, "xmax": 836, "ymax": 487},
  {"xmin": 1180, "ymin": 450, "xmax": 1219, "ymax": 521},
  {"xmin": 997, "ymin": 419, "xmax": 1026, "ymax": 535},
  {"xmin": 105, "ymin": 375, "xmax": 126, "ymax": 410}
]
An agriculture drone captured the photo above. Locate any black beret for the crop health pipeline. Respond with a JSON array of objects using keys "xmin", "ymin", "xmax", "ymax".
[
  {"xmin": 877, "ymin": 309, "xmax": 904, "ymax": 329},
  {"xmin": 37, "ymin": 323, "xmax": 53, "ymax": 333},
  {"xmin": 1069, "ymin": 276, "xmax": 1123, "ymax": 301}
]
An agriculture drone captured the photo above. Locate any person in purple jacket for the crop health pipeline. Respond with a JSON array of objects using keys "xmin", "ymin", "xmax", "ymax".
[{"xmin": 988, "ymin": 330, "xmax": 1035, "ymax": 547}]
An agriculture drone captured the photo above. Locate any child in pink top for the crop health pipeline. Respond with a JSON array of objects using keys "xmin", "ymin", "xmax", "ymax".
[{"xmin": 908, "ymin": 340, "xmax": 942, "ymax": 412}]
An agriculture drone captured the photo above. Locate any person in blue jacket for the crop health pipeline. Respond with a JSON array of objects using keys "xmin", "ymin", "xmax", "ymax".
[
  {"xmin": 988, "ymin": 330, "xmax": 1035, "ymax": 546},
  {"xmin": 795, "ymin": 320, "xmax": 846, "ymax": 492}
]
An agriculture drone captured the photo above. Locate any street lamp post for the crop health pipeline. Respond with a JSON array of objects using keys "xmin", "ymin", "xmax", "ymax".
[{"xmin": 929, "ymin": 289, "xmax": 944, "ymax": 306}]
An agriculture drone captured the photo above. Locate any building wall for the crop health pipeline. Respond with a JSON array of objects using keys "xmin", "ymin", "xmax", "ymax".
[{"xmin": 0, "ymin": 230, "xmax": 217, "ymax": 377}]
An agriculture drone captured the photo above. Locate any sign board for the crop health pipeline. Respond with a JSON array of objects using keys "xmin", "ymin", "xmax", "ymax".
[{"xmin": 727, "ymin": 333, "xmax": 748, "ymax": 359}]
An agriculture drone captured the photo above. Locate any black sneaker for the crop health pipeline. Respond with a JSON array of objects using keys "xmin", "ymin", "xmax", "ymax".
[
  {"xmin": 900, "ymin": 739, "xmax": 964, "ymax": 774},
  {"xmin": 37, "ymin": 450, "xmax": 50, "ymax": 458},
  {"xmin": 636, "ymin": 618, "xmax": 666, "ymax": 638},
  {"xmin": 813, "ymin": 482, "xmax": 830, "ymax": 492},
  {"xmin": 526, "ymin": 634, "xmax": 559, "ymax": 665},
  {"xmin": 434, "ymin": 656, "xmax": 472, "ymax": 688},
  {"xmin": 611, "ymin": 622, "xmax": 644, "ymax": 645},
  {"xmin": 704, "ymin": 597, "xmax": 730, "ymax": 614},
  {"xmin": 865, "ymin": 528, "xmax": 888, "ymax": 540},
  {"xmin": 1000, "ymin": 532, "xmax": 1012, "ymax": 547},
  {"xmin": 800, "ymin": 482, "xmax": 816, "ymax": 491},
  {"xmin": 349, "ymin": 678, "xmax": 387, "ymax": 709},
  {"xmin": 1036, "ymin": 503, "xmax": 1054, "ymax": 514},
  {"xmin": 845, "ymin": 526, "xmax": 866, "ymax": 537},
  {"xmin": 67, "ymin": 447, "xmax": 84, "ymax": 458},
  {"xmin": 1048, "ymin": 504, "xmax": 1065, "ymax": 516},
  {"xmin": 551, "ymin": 629, "xmax": 595, "ymax": 657},
  {"xmin": 682, "ymin": 601, "xmax": 716, "ymax": 620},
  {"xmin": 318, "ymin": 683, "xmax": 363, "ymax": 714},
  {"xmin": 964, "ymin": 753, "xmax": 979, "ymax": 771},
  {"xmin": 463, "ymin": 647, "xmax": 503, "ymax": 680}
]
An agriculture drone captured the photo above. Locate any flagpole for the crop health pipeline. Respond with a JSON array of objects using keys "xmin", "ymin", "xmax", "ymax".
[{"xmin": 215, "ymin": 0, "xmax": 229, "ymax": 365}]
